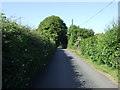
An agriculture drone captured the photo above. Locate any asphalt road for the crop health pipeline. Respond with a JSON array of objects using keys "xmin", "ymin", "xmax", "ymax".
[{"xmin": 28, "ymin": 49, "xmax": 118, "ymax": 88}]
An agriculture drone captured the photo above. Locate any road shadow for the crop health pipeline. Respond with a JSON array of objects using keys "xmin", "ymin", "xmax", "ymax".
[{"xmin": 28, "ymin": 49, "xmax": 86, "ymax": 88}]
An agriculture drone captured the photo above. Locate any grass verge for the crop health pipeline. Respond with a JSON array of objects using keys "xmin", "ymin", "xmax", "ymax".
[{"xmin": 68, "ymin": 47, "xmax": 119, "ymax": 86}]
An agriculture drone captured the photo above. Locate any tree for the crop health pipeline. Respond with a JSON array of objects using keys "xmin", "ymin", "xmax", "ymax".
[
  {"xmin": 67, "ymin": 25, "xmax": 94, "ymax": 47},
  {"xmin": 37, "ymin": 15, "xmax": 68, "ymax": 48}
]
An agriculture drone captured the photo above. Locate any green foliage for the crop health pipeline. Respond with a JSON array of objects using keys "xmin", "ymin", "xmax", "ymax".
[
  {"xmin": 68, "ymin": 21, "xmax": 120, "ymax": 69},
  {"xmin": 2, "ymin": 13, "xmax": 56, "ymax": 88},
  {"xmin": 67, "ymin": 25, "xmax": 94, "ymax": 47},
  {"xmin": 37, "ymin": 15, "xmax": 68, "ymax": 48}
]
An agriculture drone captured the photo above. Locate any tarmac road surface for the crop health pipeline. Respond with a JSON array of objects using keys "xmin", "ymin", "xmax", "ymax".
[{"xmin": 28, "ymin": 49, "xmax": 118, "ymax": 88}]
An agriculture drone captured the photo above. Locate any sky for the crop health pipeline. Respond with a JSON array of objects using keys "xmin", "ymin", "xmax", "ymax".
[{"xmin": 2, "ymin": 2, "xmax": 118, "ymax": 34}]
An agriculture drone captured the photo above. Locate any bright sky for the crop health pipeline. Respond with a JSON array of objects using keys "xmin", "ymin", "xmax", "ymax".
[{"xmin": 2, "ymin": 2, "xmax": 118, "ymax": 34}]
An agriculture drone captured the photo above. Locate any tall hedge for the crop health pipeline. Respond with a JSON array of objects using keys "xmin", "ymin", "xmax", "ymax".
[
  {"xmin": 68, "ymin": 21, "xmax": 120, "ymax": 69},
  {"xmin": 80, "ymin": 24, "xmax": 119, "ymax": 69},
  {"xmin": 2, "ymin": 13, "xmax": 56, "ymax": 88}
]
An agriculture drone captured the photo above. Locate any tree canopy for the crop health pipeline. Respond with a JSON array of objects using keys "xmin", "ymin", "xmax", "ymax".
[
  {"xmin": 67, "ymin": 25, "xmax": 94, "ymax": 47},
  {"xmin": 37, "ymin": 15, "xmax": 68, "ymax": 48}
]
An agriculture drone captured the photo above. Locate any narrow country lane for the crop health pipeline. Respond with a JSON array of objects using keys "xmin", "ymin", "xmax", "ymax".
[{"xmin": 28, "ymin": 49, "xmax": 118, "ymax": 88}]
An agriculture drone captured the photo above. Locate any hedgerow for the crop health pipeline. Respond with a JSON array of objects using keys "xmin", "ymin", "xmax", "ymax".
[
  {"xmin": 2, "ymin": 13, "xmax": 56, "ymax": 88},
  {"xmin": 68, "ymin": 21, "xmax": 120, "ymax": 69},
  {"xmin": 67, "ymin": 25, "xmax": 94, "ymax": 48}
]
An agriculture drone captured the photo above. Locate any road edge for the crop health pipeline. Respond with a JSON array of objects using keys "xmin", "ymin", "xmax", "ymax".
[{"xmin": 67, "ymin": 48, "xmax": 118, "ymax": 86}]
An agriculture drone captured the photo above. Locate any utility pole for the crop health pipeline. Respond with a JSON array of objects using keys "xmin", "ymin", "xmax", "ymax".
[{"xmin": 72, "ymin": 19, "xmax": 73, "ymax": 25}]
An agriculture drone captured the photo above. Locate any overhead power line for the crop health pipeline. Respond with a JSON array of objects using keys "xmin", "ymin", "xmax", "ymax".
[{"xmin": 81, "ymin": 0, "xmax": 116, "ymax": 26}]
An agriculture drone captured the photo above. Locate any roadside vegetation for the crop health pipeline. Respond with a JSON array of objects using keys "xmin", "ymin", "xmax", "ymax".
[
  {"xmin": 67, "ymin": 20, "xmax": 120, "ymax": 84},
  {"xmin": 1, "ymin": 13, "xmax": 67, "ymax": 88},
  {"xmin": 1, "ymin": 12, "xmax": 119, "ymax": 88}
]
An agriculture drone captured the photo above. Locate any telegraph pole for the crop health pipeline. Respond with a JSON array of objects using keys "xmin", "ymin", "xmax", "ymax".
[{"xmin": 72, "ymin": 19, "xmax": 73, "ymax": 25}]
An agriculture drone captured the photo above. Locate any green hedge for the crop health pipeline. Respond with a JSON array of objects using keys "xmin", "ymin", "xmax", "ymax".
[
  {"xmin": 67, "ymin": 25, "xmax": 94, "ymax": 48},
  {"xmin": 68, "ymin": 22, "xmax": 120, "ymax": 69},
  {"xmin": 2, "ymin": 14, "xmax": 56, "ymax": 88},
  {"xmin": 79, "ymin": 25, "xmax": 120, "ymax": 69}
]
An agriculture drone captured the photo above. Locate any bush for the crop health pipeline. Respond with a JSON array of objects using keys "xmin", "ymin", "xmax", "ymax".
[
  {"xmin": 67, "ymin": 25, "xmax": 94, "ymax": 48},
  {"xmin": 2, "ymin": 13, "xmax": 56, "ymax": 88},
  {"xmin": 68, "ymin": 21, "xmax": 120, "ymax": 69}
]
